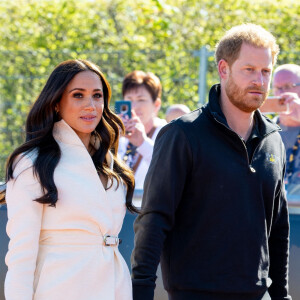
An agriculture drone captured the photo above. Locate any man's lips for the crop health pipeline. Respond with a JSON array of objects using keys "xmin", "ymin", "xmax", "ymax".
[
  {"xmin": 247, "ymin": 86, "xmax": 265, "ymax": 95},
  {"xmin": 248, "ymin": 90, "xmax": 265, "ymax": 95}
]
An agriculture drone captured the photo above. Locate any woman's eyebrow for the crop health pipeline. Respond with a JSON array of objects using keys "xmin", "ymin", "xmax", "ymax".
[{"xmin": 68, "ymin": 88, "xmax": 103, "ymax": 93}]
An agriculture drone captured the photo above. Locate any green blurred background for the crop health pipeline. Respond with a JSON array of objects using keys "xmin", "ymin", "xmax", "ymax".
[{"xmin": 0, "ymin": 0, "xmax": 299, "ymax": 180}]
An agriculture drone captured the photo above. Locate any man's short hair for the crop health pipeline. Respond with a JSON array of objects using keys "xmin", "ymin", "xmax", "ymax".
[
  {"xmin": 215, "ymin": 23, "xmax": 280, "ymax": 67},
  {"xmin": 274, "ymin": 64, "xmax": 300, "ymax": 78},
  {"xmin": 122, "ymin": 70, "xmax": 162, "ymax": 102}
]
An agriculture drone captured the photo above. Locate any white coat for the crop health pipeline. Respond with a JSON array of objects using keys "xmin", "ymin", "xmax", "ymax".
[{"xmin": 5, "ymin": 119, "xmax": 132, "ymax": 300}]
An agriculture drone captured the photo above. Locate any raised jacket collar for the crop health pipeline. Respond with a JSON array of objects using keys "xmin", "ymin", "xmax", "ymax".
[
  {"xmin": 206, "ymin": 84, "xmax": 281, "ymax": 137},
  {"xmin": 53, "ymin": 119, "xmax": 113, "ymax": 170}
]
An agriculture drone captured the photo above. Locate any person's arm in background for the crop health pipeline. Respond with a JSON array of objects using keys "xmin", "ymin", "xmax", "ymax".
[
  {"xmin": 268, "ymin": 144, "xmax": 292, "ymax": 300},
  {"xmin": 121, "ymin": 110, "xmax": 161, "ymax": 164},
  {"xmin": 131, "ymin": 122, "xmax": 193, "ymax": 300},
  {"xmin": 278, "ymin": 92, "xmax": 300, "ymax": 126},
  {"xmin": 5, "ymin": 154, "xmax": 43, "ymax": 300}
]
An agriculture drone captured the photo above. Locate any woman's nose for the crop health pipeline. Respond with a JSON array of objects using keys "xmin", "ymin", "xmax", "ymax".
[
  {"xmin": 131, "ymin": 101, "xmax": 136, "ymax": 109},
  {"xmin": 85, "ymin": 97, "xmax": 96, "ymax": 110}
]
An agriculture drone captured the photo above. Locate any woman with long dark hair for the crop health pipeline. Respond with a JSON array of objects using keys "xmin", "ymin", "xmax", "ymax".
[{"xmin": 0, "ymin": 59, "xmax": 137, "ymax": 300}]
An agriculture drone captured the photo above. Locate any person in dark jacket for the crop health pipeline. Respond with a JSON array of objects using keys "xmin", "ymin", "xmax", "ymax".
[{"xmin": 131, "ymin": 24, "xmax": 291, "ymax": 300}]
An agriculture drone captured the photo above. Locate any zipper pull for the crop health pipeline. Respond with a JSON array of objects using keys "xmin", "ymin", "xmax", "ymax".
[{"xmin": 249, "ymin": 165, "xmax": 256, "ymax": 173}]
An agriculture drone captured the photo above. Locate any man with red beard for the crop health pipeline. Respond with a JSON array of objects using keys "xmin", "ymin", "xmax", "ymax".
[{"xmin": 132, "ymin": 24, "xmax": 291, "ymax": 300}]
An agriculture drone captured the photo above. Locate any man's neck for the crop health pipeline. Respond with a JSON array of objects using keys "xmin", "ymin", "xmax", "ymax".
[{"xmin": 220, "ymin": 91, "xmax": 255, "ymax": 141}]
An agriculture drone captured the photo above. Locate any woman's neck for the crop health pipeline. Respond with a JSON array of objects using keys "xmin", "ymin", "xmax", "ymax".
[
  {"xmin": 76, "ymin": 132, "xmax": 92, "ymax": 150},
  {"xmin": 144, "ymin": 118, "xmax": 155, "ymax": 135}
]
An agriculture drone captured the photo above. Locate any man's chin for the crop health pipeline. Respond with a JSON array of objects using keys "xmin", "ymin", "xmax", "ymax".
[
  {"xmin": 238, "ymin": 101, "xmax": 263, "ymax": 113},
  {"xmin": 248, "ymin": 95, "xmax": 267, "ymax": 110}
]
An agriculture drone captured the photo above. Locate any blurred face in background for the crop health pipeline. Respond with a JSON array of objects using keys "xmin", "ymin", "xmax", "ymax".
[
  {"xmin": 273, "ymin": 70, "xmax": 300, "ymax": 97},
  {"xmin": 123, "ymin": 86, "xmax": 161, "ymax": 128}
]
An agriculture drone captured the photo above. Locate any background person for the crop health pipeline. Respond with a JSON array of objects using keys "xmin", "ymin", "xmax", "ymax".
[
  {"xmin": 1, "ymin": 59, "xmax": 137, "ymax": 300},
  {"xmin": 118, "ymin": 71, "xmax": 167, "ymax": 190},
  {"xmin": 131, "ymin": 24, "xmax": 291, "ymax": 300},
  {"xmin": 165, "ymin": 104, "xmax": 191, "ymax": 123},
  {"xmin": 272, "ymin": 64, "xmax": 300, "ymax": 196}
]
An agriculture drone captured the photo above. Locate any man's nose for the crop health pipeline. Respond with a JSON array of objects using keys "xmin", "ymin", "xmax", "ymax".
[{"xmin": 253, "ymin": 72, "xmax": 264, "ymax": 86}]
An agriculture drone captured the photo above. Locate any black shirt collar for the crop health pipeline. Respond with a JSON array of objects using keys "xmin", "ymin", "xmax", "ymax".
[{"xmin": 206, "ymin": 83, "xmax": 281, "ymax": 137}]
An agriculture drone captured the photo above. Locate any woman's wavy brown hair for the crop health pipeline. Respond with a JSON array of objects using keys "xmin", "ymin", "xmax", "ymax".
[{"xmin": 0, "ymin": 59, "xmax": 138, "ymax": 213}]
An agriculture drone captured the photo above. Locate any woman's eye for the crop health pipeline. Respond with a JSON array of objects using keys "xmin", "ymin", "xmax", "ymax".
[
  {"xmin": 93, "ymin": 93, "xmax": 103, "ymax": 99},
  {"xmin": 73, "ymin": 93, "xmax": 83, "ymax": 98}
]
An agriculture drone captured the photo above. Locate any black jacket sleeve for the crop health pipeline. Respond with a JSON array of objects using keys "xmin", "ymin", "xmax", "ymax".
[
  {"xmin": 131, "ymin": 123, "xmax": 193, "ymax": 300},
  {"xmin": 268, "ymin": 151, "xmax": 292, "ymax": 300}
]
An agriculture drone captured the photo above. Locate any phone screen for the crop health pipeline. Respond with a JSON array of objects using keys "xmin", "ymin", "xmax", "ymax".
[{"xmin": 115, "ymin": 100, "xmax": 132, "ymax": 119}]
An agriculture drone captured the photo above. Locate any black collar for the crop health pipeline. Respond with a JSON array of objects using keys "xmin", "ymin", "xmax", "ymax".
[{"xmin": 206, "ymin": 84, "xmax": 281, "ymax": 137}]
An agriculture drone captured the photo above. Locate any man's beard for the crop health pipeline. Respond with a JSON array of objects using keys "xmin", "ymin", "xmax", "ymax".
[{"xmin": 225, "ymin": 74, "xmax": 268, "ymax": 113}]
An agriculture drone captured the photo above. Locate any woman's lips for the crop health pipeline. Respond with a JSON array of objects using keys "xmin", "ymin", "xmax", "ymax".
[{"xmin": 80, "ymin": 115, "xmax": 96, "ymax": 121}]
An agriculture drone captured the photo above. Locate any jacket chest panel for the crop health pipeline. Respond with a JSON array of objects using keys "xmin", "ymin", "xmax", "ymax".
[
  {"xmin": 42, "ymin": 145, "xmax": 126, "ymax": 233},
  {"xmin": 183, "ymin": 131, "xmax": 284, "ymax": 221}
]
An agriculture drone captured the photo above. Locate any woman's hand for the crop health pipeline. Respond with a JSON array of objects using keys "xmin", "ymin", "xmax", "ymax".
[{"xmin": 121, "ymin": 110, "xmax": 147, "ymax": 147}]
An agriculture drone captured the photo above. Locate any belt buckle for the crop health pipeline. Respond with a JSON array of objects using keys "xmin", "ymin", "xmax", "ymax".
[{"xmin": 103, "ymin": 234, "xmax": 122, "ymax": 246}]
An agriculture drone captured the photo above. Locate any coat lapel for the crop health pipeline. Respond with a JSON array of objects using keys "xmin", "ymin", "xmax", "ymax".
[{"xmin": 52, "ymin": 119, "xmax": 117, "ymax": 233}]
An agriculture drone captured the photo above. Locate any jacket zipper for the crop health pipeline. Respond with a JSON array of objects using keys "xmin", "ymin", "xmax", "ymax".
[{"xmin": 213, "ymin": 117, "xmax": 278, "ymax": 173}]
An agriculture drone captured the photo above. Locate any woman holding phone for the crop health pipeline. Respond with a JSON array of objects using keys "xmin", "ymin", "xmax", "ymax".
[
  {"xmin": 118, "ymin": 71, "xmax": 167, "ymax": 190},
  {"xmin": 1, "ymin": 59, "xmax": 137, "ymax": 300}
]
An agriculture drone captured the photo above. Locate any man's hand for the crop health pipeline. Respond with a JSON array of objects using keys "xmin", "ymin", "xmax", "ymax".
[
  {"xmin": 121, "ymin": 110, "xmax": 147, "ymax": 147},
  {"xmin": 279, "ymin": 92, "xmax": 300, "ymax": 126}
]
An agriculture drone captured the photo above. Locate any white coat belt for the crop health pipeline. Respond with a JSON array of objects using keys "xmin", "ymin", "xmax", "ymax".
[{"xmin": 39, "ymin": 230, "xmax": 121, "ymax": 246}]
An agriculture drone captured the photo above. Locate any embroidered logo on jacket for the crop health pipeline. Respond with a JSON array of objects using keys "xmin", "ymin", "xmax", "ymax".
[{"xmin": 266, "ymin": 153, "xmax": 279, "ymax": 164}]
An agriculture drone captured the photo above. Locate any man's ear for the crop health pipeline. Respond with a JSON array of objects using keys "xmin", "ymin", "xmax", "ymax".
[{"xmin": 218, "ymin": 59, "xmax": 229, "ymax": 80}]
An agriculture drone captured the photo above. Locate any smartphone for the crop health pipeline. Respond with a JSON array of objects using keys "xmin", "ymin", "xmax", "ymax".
[
  {"xmin": 259, "ymin": 96, "xmax": 289, "ymax": 113},
  {"xmin": 115, "ymin": 100, "xmax": 132, "ymax": 119}
]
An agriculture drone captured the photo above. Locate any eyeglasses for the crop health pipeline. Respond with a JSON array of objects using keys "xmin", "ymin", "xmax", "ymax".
[{"xmin": 273, "ymin": 83, "xmax": 300, "ymax": 93}]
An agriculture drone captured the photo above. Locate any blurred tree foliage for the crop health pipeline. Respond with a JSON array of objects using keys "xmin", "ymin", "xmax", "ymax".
[{"xmin": 0, "ymin": 0, "xmax": 299, "ymax": 180}]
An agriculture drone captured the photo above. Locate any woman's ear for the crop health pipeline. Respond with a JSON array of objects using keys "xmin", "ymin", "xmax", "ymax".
[{"xmin": 154, "ymin": 97, "xmax": 161, "ymax": 113}]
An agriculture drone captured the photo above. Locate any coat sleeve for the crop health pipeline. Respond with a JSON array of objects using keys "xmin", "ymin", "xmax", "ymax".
[
  {"xmin": 268, "ymin": 145, "xmax": 292, "ymax": 300},
  {"xmin": 131, "ymin": 123, "xmax": 193, "ymax": 300},
  {"xmin": 5, "ymin": 154, "xmax": 44, "ymax": 300}
]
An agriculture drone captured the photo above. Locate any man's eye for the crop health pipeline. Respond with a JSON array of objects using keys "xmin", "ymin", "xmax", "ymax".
[
  {"xmin": 246, "ymin": 68, "xmax": 253, "ymax": 72},
  {"xmin": 73, "ymin": 93, "xmax": 83, "ymax": 98}
]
